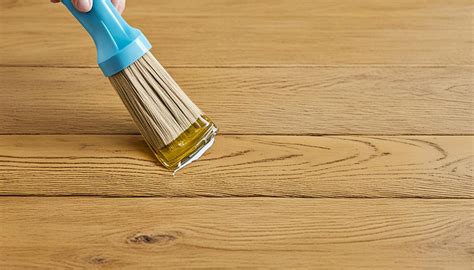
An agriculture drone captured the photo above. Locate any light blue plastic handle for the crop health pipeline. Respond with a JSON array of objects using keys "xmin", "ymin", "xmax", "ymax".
[{"xmin": 62, "ymin": 0, "xmax": 151, "ymax": 76}]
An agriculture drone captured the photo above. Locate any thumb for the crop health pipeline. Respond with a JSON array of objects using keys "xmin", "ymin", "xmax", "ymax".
[{"xmin": 72, "ymin": 0, "xmax": 93, "ymax": 12}]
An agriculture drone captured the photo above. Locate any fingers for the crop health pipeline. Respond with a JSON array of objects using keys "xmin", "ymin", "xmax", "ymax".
[
  {"xmin": 51, "ymin": 0, "xmax": 125, "ymax": 14},
  {"xmin": 72, "ymin": 0, "xmax": 92, "ymax": 12},
  {"xmin": 111, "ymin": 0, "xmax": 126, "ymax": 14}
]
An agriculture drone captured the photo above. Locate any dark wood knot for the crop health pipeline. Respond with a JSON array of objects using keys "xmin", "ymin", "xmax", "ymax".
[
  {"xmin": 88, "ymin": 256, "xmax": 108, "ymax": 265},
  {"xmin": 127, "ymin": 232, "xmax": 180, "ymax": 245}
]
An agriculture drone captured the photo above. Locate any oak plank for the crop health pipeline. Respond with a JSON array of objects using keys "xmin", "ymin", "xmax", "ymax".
[
  {"xmin": 4, "ymin": 0, "xmax": 473, "ymax": 17},
  {"xmin": 0, "ymin": 0, "xmax": 472, "ymax": 66},
  {"xmin": 0, "ymin": 197, "xmax": 472, "ymax": 269},
  {"xmin": 0, "ymin": 66, "xmax": 472, "ymax": 135},
  {"xmin": 0, "ymin": 135, "xmax": 472, "ymax": 198}
]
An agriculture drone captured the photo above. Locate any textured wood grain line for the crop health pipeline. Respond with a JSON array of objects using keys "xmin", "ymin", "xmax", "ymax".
[
  {"xmin": 0, "ymin": 0, "xmax": 472, "ymax": 66},
  {"xmin": 0, "ymin": 135, "xmax": 472, "ymax": 198},
  {"xmin": 1, "ymin": 66, "xmax": 472, "ymax": 135},
  {"xmin": 0, "ymin": 197, "xmax": 472, "ymax": 269}
]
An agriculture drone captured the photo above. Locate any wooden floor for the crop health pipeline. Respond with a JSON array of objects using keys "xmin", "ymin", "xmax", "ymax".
[{"xmin": 0, "ymin": 0, "xmax": 473, "ymax": 269}]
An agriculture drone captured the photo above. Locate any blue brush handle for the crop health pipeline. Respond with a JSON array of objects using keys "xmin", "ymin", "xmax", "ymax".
[{"xmin": 62, "ymin": 0, "xmax": 151, "ymax": 76}]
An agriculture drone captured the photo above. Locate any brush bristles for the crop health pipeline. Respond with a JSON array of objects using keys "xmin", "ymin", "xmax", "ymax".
[{"xmin": 109, "ymin": 52, "xmax": 203, "ymax": 151}]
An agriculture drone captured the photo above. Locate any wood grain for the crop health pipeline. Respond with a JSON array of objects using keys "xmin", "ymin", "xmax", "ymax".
[
  {"xmin": 0, "ymin": 135, "xmax": 472, "ymax": 198},
  {"xmin": 0, "ymin": 197, "xmax": 472, "ymax": 269},
  {"xmin": 1, "ymin": 0, "xmax": 472, "ymax": 66},
  {"xmin": 4, "ymin": 0, "xmax": 474, "ymax": 17},
  {"xmin": 1, "ymin": 66, "xmax": 472, "ymax": 135},
  {"xmin": 0, "ymin": 1, "xmax": 472, "ymax": 269}
]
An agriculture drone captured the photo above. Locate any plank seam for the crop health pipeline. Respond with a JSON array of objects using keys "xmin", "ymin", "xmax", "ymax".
[
  {"xmin": 0, "ymin": 195, "xmax": 472, "ymax": 199},
  {"xmin": 0, "ymin": 133, "xmax": 472, "ymax": 136},
  {"xmin": 1, "ymin": 64, "xmax": 473, "ymax": 69}
]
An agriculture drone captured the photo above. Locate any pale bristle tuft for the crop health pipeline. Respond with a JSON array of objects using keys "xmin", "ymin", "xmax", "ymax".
[{"xmin": 109, "ymin": 52, "xmax": 203, "ymax": 152}]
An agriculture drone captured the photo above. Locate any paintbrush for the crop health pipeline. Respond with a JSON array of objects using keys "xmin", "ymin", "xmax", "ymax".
[{"xmin": 62, "ymin": 0, "xmax": 217, "ymax": 172}]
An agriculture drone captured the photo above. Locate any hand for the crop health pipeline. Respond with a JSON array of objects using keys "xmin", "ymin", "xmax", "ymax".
[{"xmin": 50, "ymin": 0, "xmax": 126, "ymax": 14}]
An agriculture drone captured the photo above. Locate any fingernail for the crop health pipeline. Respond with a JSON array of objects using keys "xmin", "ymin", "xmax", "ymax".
[
  {"xmin": 75, "ymin": 0, "xmax": 92, "ymax": 12},
  {"xmin": 116, "ymin": 3, "xmax": 125, "ymax": 14}
]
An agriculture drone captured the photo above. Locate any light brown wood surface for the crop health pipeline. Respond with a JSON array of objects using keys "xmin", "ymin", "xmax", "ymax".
[
  {"xmin": 0, "ymin": 0, "xmax": 472, "ymax": 269},
  {"xmin": 1, "ymin": 198, "xmax": 473, "ymax": 269},
  {"xmin": 0, "ymin": 0, "xmax": 473, "ymax": 66},
  {"xmin": 1, "ymin": 66, "xmax": 472, "ymax": 135},
  {"xmin": 0, "ymin": 135, "xmax": 472, "ymax": 198}
]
